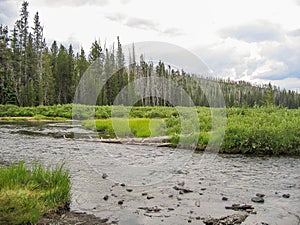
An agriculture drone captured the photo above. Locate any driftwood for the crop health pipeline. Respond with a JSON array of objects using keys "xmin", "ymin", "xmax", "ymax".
[
  {"xmin": 73, "ymin": 136, "xmax": 173, "ymax": 147},
  {"xmin": 225, "ymin": 204, "xmax": 254, "ymax": 210}
]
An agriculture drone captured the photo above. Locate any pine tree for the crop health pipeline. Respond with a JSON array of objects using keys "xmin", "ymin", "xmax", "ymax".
[
  {"xmin": 56, "ymin": 44, "xmax": 69, "ymax": 104},
  {"xmin": 18, "ymin": 1, "xmax": 29, "ymax": 106},
  {"xmin": 25, "ymin": 33, "xmax": 36, "ymax": 106},
  {"xmin": 88, "ymin": 40, "xmax": 102, "ymax": 63},
  {"xmin": 116, "ymin": 36, "xmax": 126, "ymax": 103},
  {"xmin": 0, "ymin": 25, "xmax": 16, "ymax": 104},
  {"xmin": 33, "ymin": 12, "xmax": 44, "ymax": 105}
]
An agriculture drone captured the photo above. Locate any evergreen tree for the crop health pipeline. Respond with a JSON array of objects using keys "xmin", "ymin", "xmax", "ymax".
[
  {"xmin": 88, "ymin": 40, "xmax": 102, "ymax": 63},
  {"xmin": 0, "ymin": 25, "xmax": 16, "ymax": 104},
  {"xmin": 18, "ymin": 1, "xmax": 29, "ymax": 106},
  {"xmin": 33, "ymin": 12, "xmax": 44, "ymax": 105}
]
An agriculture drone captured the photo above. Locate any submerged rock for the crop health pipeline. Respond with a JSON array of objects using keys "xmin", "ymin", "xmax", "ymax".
[
  {"xmin": 138, "ymin": 206, "xmax": 161, "ymax": 213},
  {"xmin": 282, "ymin": 194, "xmax": 290, "ymax": 198},
  {"xmin": 103, "ymin": 195, "xmax": 109, "ymax": 201},
  {"xmin": 222, "ymin": 197, "xmax": 228, "ymax": 201},
  {"xmin": 195, "ymin": 200, "xmax": 201, "ymax": 207},
  {"xmin": 256, "ymin": 193, "xmax": 265, "ymax": 198},
  {"xmin": 173, "ymin": 186, "xmax": 193, "ymax": 193},
  {"xmin": 251, "ymin": 196, "xmax": 264, "ymax": 203},
  {"xmin": 203, "ymin": 214, "xmax": 248, "ymax": 225},
  {"xmin": 225, "ymin": 204, "xmax": 254, "ymax": 211},
  {"xmin": 118, "ymin": 200, "xmax": 124, "ymax": 205}
]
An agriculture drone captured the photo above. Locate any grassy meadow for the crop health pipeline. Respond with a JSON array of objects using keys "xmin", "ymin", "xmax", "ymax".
[
  {"xmin": 0, "ymin": 104, "xmax": 299, "ymax": 155},
  {"xmin": 82, "ymin": 106, "xmax": 300, "ymax": 155}
]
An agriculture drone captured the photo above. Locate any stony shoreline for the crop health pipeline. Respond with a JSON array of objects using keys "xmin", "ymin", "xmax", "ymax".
[{"xmin": 37, "ymin": 210, "xmax": 111, "ymax": 225}]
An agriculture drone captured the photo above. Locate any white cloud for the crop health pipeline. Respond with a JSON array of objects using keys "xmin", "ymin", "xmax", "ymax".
[
  {"xmin": 125, "ymin": 17, "xmax": 158, "ymax": 31},
  {"xmin": 0, "ymin": 0, "xmax": 18, "ymax": 26},
  {"xmin": 193, "ymin": 24, "xmax": 300, "ymax": 90},
  {"xmin": 31, "ymin": 0, "xmax": 109, "ymax": 7},
  {"xmin": 289, "ymin": 29, "xmax": 300, "ymax": 37},
  {"xmin": 105, "ymin": 13, "xmax": 185, "ymax": 37},
  {"xmin": 161, "ymin": 28, "xmax": 185, "ymax": 37},
  {"xmin": 220, "ymin": 20, "xmax": 284, "ymax": 43}
]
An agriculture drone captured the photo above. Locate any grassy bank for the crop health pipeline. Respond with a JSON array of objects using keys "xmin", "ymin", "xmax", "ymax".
[
  {"xmin": 0, "ymin": 161, "xmax": 70, "ymax": 225},
  {"xmin": 82, "ymin": 107, "xmax": 300, "ymax": 155},
  {"xmin": 1, "ymin": 104, "xmax": 299, "ymax": 155}
]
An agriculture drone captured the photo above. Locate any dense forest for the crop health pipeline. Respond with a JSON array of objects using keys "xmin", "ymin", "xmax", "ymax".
[{"xmin": 0, "ymin": 1, "xmax": 300, "ymax": 108}]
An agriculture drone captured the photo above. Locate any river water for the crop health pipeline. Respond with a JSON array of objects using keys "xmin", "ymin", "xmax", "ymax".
[{"xmin": 0, "ymin": 122, "xmax": 299, "ymax": 225}]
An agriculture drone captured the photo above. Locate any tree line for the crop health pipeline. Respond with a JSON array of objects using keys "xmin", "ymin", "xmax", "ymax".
[{"xmin": 0, "ymin": 1, "xmax": 299, "ymax": 108}]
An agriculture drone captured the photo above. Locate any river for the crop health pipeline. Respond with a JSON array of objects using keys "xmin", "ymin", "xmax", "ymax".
[{"xmin": 0, "ymin": 122, "xmax": 299, "ymax": 225}]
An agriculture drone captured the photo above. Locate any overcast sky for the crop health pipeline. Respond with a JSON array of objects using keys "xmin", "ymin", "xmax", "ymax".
[{"xmin": 1, "ymin": 0, "xmax": 300, "ymax": 91}]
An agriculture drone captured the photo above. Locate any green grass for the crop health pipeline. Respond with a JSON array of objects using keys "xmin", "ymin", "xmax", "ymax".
[
  {"xmin": 0, "ymin": 161, "xmax": 70, "ymax": 225},
  {"xmin": 83, "ymin": 118, "xmax": 167, "ymax": 138},
  {"xmin": 82, "ymin": 106, "xmax": 300, "ymax": 155},
  {"xmin": 222, "ymin": 107, "xmax": 300, "ymax": 154},
  {"xmin": 1, "ymin": 104, "xmax": 300, "ymax": 155}
]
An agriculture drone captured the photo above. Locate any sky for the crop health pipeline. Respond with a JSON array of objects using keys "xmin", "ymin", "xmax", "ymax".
[{"xmin": 1, "ymin": 0, "xmax": 300, "ymax": 91}]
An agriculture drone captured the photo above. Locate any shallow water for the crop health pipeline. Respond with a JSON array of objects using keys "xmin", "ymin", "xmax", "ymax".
[{"xmin": 0, "ymin": 122, "xmax": 299, "ymax": 225}]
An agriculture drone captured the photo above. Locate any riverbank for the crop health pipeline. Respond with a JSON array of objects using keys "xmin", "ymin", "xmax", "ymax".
[
  {"xmin": 37, "ymin": 210, "xmax": 109, "ymax": 225},
  {"xmin": 0, "ymin": 161, "xmax": 70, "ymax": 224},
  {"xmin": 82, "ymin": 107, "xmax": 300, "ymax": 155},
  {"xmin": 1, "ymin": 104, "xmax": 299, "ymax": 155},
  {"xmin": 0, "ymin": 116, "xmax": 69, "ymax": 122},
  {"xmin": 0, "ymin": 161, "xmax": 111, "ymax": 225}
]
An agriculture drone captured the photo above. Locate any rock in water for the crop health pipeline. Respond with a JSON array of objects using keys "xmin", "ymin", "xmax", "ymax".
[
  {"xmin": 173, "ymin": 186, "xmax": 193, "ymax": 193},
  {"xmin": 203, "ymin": 214, "xmax": 248, "ymax": 225},
  {"xmin": 222, "ymin": 197, "xmax": 228, "ymax": 201},
  {"xmin": 256, "ymin": 193, "xmax": 265, "ymax": 198},
  {"xmin": 251, "ymin": 197, "xmax": 264, "ymax": 203},
  {"xmin": 225, "ymin": 204, "xmax": 254, "ymax": 211},
  {"xmin": 282, "ymin": 194, "xmax": 290, "ymax": 198}
]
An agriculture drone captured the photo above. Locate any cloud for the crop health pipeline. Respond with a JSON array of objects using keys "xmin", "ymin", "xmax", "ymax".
[
  {"xmin": 272, "ymin": 77, "xmax": 300, "ymax": 92},
  {"xmin": 105, "ymin": 13, "xmax": 126, "ymax": 23},
  {"xmin": 125, "ymin": 17, "xmax": 158, "ymax": 31},
  {"xmin": 33, "ymin": 0, "xmax": 109, "ymax": 7},
  {"xmin": 106, "ymin": 13, "xmax": 184, "ymax": 36},
  {"xmin": 289, "ymin": 28, "xmax": 300, "ymax": 37},
  {"xmin": 120, "ymin": 0, "xmax": 131, "ymax": 4},
  {"xmin": 193, "ymin": 41, "xmax": 251, "ymax": 78},
  {"xmin": 193, "ymin": 26, "xmax": 300, "ymax": 91},
  {"xmin": 220, "ymin": 20, "xmax": 284, "ymax": 42},
  {"xmin": 260, "ymin": 40, "xmax": 300, "ymax": 80},
  {"xmin": 106, "ymin": 13, "xmax": 158, "ymax": 31},
  {"xmin": 31, "ymin": 0, "xmax": 131, "ymax": 7},
  {"xmin": 0, "ymin": 0, "xmax": 18, "ymax": 26},
  {"xmin": 161, "ymin": 27, "xmax": 185, "ymax": 37},
  {"xmin": 296, "ymin": 0, "xmax": 300, "ymax": 5}
]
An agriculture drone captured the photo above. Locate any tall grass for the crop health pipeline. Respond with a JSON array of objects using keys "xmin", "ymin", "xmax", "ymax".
[
  {"xmin": 83, "ymin": 118, "xmax": 166, "ymax": 138},
  {"xmin": 1, "ymin": 104, "xmax": 299, "ymax": 154},
  {"xmin": 82, "ymin": 106, "xmax": 300, "ymax": 155},
  {"xmin": 0, "ymin": 161, "xmax": 70, "ymax": 225}
]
